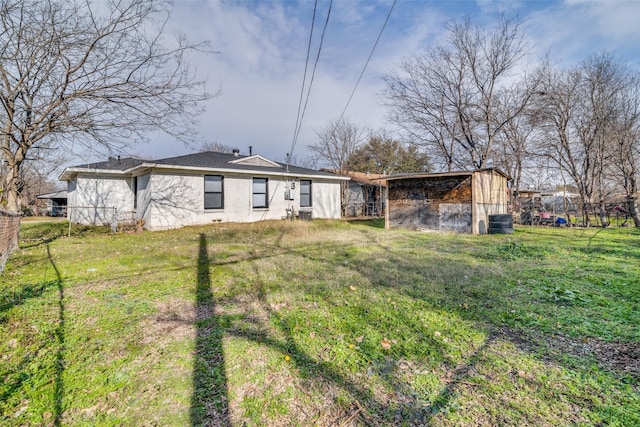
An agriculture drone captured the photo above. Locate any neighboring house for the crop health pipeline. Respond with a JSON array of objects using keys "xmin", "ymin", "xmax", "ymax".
[
  {"xmin": 323, "ymin": 170, "xmax": 387, "ymax": 217},
  {"xmin": 59, "ymin": 151, "xmax": 349, "ymax": 230},
  {"xmin": 384, "ymin": 169, "xmax": 509, "ymax": 234},
  {"xmin": 36, "ymin": 190, "xmax": 68, "ymax": 216}
]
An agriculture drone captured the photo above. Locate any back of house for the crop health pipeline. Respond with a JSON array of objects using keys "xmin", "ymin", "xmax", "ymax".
[{"xmin": 59, "ymin": 151, "xmax": 349, "ymax": 230}]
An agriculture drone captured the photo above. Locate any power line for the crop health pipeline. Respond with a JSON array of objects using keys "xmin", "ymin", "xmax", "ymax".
[
  {"xmin": 288, "ymin": 0, "xmax": 333, "ymax": 165},
  {"xmin": 337, "ymin": 0, "xmax": 397, "ymax": 124},
  {"xmin": 290, "ymin": 0, "xmax": 317, "ymax": 164}
]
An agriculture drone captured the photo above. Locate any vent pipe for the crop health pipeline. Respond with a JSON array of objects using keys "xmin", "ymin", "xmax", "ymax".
[
  {"xmin": 232, "ymin": 149, "xmax": 240, "ymax": 157},
  {"xmin": 249, "ymin": 146, "xmax": 253, "ymax": 156}
]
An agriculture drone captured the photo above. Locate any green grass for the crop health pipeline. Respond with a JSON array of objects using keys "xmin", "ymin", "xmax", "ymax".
[{"xmin": 1, "ymin": 220, "xmax": 639, "ymax": 426}]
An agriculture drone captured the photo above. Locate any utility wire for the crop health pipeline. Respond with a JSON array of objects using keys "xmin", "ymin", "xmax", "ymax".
[
  {"xmin": 290, "ymin": 0, "xmax": 318, "ymax": 165},
  {"xmin": 288, "ymin": 0, "xmax": 333, "ymax": 165},
  {"xmin": 337, "ymin": 0, "xmax": 397, "ymax": 124}
]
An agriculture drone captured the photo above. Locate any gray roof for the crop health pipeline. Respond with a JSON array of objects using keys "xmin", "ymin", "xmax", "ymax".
[
  {"xmin": 151, "ymin": 151, "xmax": 336, "ymax": 177},
  {"xmin": 70, "ymin": 156, "xmax": 145, "ymax": 171},
  {"xmin": 62, "ymin": 151, "xmax": 346, "ymax": 180}
]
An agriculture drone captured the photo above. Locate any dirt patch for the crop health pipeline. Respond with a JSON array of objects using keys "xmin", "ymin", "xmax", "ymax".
[
  {"xmin": 140, "ymin": 298, "xmax": 196, "ymax": 345},
  {"xmin": 552, "ymin": 333, "xmax": 640, "ymax": 378},
  {"xmin": 496, "ymin": 327, "xmax": 640, "ymax": 380}
]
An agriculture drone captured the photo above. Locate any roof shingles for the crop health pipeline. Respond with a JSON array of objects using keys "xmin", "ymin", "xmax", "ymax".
[{"xmin": 66, "ymin": 151, "xmax": 341, "ymax": 178}]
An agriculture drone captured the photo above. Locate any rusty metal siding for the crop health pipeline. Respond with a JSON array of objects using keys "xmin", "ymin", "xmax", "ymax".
[
  {"xmin": 439, "ymin": 203, "xmax": 472, "ymax": 232},
  {"xmin": 387, "ymin": 176, "xmax": 472, "ymax": 230}
]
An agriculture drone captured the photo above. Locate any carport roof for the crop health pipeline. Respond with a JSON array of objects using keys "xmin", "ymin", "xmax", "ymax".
[
  {"xmin": 36, "ymin": 190, "xmax": 68, "ymax": 199},
  {"xmin": 376, "ymin": 168, "xmax": 511, "ymax": 182}
]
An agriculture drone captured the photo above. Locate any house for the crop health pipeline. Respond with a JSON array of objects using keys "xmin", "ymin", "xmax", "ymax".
[
  {"xmin": 36, "ymin": 190, "xmax": 68, "ymax": 216},
  {"xmin": 323, "ymin": 170, "xmax": 387, "ymax": 217},
  {"xmin": 59, "ymin": 151, "xmax": 349, "ymax": 230},
  {"xmin": 383, "ymin": 168, "xmax": 509, "ymax": 234}
]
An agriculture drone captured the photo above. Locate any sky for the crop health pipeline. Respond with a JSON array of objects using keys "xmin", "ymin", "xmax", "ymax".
[{"xmin": 94, "ymin": 0, "xmax": 640, "ymax": 168}]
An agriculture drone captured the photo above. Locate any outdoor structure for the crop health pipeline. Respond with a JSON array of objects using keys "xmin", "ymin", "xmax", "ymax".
[
  {"xmin": 383, "ymin": 168, "xmax": 509, "ymax": 234},
  {"xmin": 515, "ymin": 188, "xmax": 580, "ymax": 225},
  {"xmin": 36, "ymin": 190, "xmax": 68, "ymax": 217},
  {"xmin": 59, "ymin": 151, "xmax": 349, "ymax": 230},
  {"xmin": 323, "ymin": 170, "xmax": 387, "ymax": 217}
]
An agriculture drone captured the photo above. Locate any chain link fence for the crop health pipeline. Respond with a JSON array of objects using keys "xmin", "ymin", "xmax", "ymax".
[{"xmin": 0, "ymin": 209, "xmax": 23, "ymax": 274}]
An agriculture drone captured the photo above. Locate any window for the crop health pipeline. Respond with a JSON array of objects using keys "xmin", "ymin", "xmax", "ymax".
[
  {"xmin": 253, "ymin": 177, "xmax": 268, "ymax": 208},
  {"xmin": 204, "ymin": 175, "xmax": 224, "ymax": 209},
  {"xmin": 300, "ymin": 180, "xmax": 312, "ymax": 207}
]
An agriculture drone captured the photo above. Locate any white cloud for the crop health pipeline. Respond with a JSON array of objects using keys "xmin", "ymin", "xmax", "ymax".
[
  {"xmin": 151, "ymin": 1, "xmax": 408, "ymax": 161},
  {"xmin": 67, "ymin": 0, "xmax": 640, "ymax": 169},
  {"xmin": 475, "ymin": 0, "xmax": 524, "ymax": 14},
  {"xmin": 524, "ymin": 0, "xmax": 640, "ymax": 67}
]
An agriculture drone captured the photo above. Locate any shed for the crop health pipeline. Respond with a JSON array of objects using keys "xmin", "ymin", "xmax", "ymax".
[{"xmin": 383, "ymin": 168, "xmax": 510, "ymax": 234}]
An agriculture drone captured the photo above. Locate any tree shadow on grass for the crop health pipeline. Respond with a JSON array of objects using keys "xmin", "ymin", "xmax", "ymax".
[
  {"xmin": 192, "ymin": 226, "xmax": 637, "ymax": 424},
  {"xmin": 220, "ymin": 280, "xmax": 493, "ymax": 425},
  {"xmin": 205, "ymin": 233, "xmax": 491, "ymax": 425},
  {"xmin": 190, "ymin": 234, "xmax": 230, "ymax": 426},
  {"xmin": 45, "ymin": 244, "xmax": 66, "ymax": 427},
  {"xmin": 0, "ymin": 281, "xmax": 57, "ymax": 322},
  {"xmin": 0, "ymin": 250, "xmax": 65, "ymax": 423}
]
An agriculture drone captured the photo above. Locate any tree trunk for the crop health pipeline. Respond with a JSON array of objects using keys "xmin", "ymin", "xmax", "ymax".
[
  {"xmin": 563, "ymin": 194, "xmax": 571, "ymax": 226},
  {"xmin": 2, "ymin": 166, "xmax": 21, "ymax": 212},
  {"xmin": 578, "ymin": 191, "xmax": 590, "ymax": 227},
  {"xmin": 598, "ymin": 200, "xmax": 609, "ymax": 228},
  {"xmin": 628, "ymin": 196, "xmax": 640, "ymax": 227},
  {"xmin": 0, "ymin": 167, "xmax": 22, "ymax": 275}
]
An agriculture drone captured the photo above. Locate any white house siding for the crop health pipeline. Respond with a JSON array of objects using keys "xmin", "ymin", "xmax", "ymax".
[
  {"xmin": 141, "ymin": 172, "xmax": 343, "ymax": 230},
  {"xmin": 138, "ymin": 172, "xmax": 197, "ymax": 230},
  {"xmin": 134, "ymin": 174, "xmax": 151, "ymax": 221},
  {"xmin": 68, "ymin": 174, "xmax": 135, "ymax": 226},
  {"xmin": 67, "ymin": 179, "xmax": 77, "ymax": 209},
  {"xmin": 64, "ymin": 165, "xmax": 345, "ymax": 230}
]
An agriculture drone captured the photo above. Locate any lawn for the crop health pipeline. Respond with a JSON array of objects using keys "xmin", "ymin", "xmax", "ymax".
[{"xmin": 1, "ymin": 219, "xmax": 639, "ymax": 426}]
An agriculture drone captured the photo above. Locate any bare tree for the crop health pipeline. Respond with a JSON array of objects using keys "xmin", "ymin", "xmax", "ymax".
[
  {"xmin": 384, "ymin": 15, "xmax": 534, "ymax": 171},
  {"xmin": 1, "ymin": 150, "xmax": 66, "ymax": 210},
  {"xmin": 494, "ymin": 83, "xmax": 541, "ymax": 193},
  {"xmin": 586, "ymin": 57, "xmax": 624, "ymax": 227},
  {"xmin": 535, "ymin": 66, "xmax": 592, "ymax": 225},
  {"xmin": 610, "ymin": 72, "xmax": 640, "ymax": 226},
  {"xmin": 535, "ymin": 54, "xmax": 631, "ymax": 226},
  {"xmin": 308, "ymin": 118, "xmax": 365, "ymax": 215},
  {"xmin": 308, "ymin": 118, "xmax": 364, "ymax": 173},
  {"xmin": 198, "ymin": 142, "xmax": 236, "ymax": 153},
  {"xmin": 283, "ymin": 154, "xmax": 317, "ymax": 170},
  {"xmin": 0, "ymin": 0, "xmax": 215, "ymax": 213}
]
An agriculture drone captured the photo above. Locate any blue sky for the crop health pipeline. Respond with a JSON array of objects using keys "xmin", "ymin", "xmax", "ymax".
[{"xmin": 106, "ymin": 0, "xmax": 640, "ymax": 166}]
